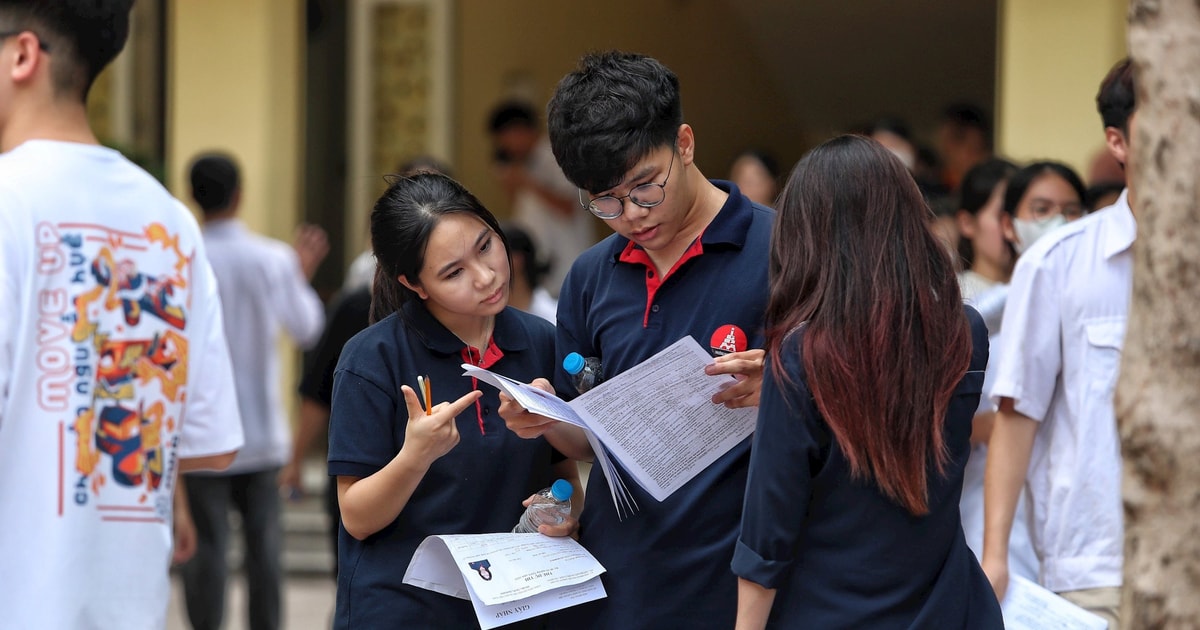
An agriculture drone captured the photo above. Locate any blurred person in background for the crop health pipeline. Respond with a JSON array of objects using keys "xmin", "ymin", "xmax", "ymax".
[
  {"xmin": 999, "ymin": 161, "xmax": 1087, "ymax": 256},
  {"xmin": 489, "ymin": 99, "xmax": 595, "ymax": 297},
  {"xmin": 501, "ymin": 222, "xmax": 557, "ymax": 323},
  {"xmin": 983, "ymin": 59, "xmax": 1137, "ymax": 627},
  {"xmin": 937, "ymin": 102, "xmax": 992, "ymax": 193},
  {"xmin": 728, "ymin": 148, "xmax": 781, "ymax": 208},
  {"xmin": 952, "ymin": 158, "xmax": 1040, "ymax": 588},
  {"xmin": 183, "ymin": 152, "xmax": 328, "ymax": 630}
]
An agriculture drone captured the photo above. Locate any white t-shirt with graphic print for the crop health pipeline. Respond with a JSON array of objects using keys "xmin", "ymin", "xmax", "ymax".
[{"xmin": 0, "ymin": 141, "xmax": 244, "ymax": 629}]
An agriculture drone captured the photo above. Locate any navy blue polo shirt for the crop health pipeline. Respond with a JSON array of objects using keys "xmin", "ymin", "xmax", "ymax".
[
  {"xmin": 732, "ymin": 307, "xmax": 1003, "ymax": 628},
  {"xmin": 551, "ymin": 181, "xmax": 773, "ymax": 629},
  {"xmin": 328, "ymin": 301, "xmax": 559, "ymax": 629}
]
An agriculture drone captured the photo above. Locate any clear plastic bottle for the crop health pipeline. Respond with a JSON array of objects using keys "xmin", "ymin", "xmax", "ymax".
[
  {"xmin": 563, "ymin": 352, "xmax": 603, "ymax": 394},
  {"xmin": 513, "ymin": 478, "xmax": 574, "ymax": 533}
]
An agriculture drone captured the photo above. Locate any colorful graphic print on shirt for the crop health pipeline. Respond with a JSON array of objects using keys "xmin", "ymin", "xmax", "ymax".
[{"xmin": 36, "ymin": 221, "xmax": 194, "ymax": 523}]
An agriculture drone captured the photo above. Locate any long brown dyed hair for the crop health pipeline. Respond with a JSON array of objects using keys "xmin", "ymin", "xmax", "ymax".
[{"xmin": 766, "ymin": 135, "xmax": 972, "ymax": 516}]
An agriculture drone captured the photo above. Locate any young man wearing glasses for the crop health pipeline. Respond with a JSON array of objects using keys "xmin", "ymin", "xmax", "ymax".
[
  {"xmin": 0, "ymin": 2, "xmax": 243, "ymax": 627},
  {"xmin": 500, "ymin": 50, "xmax": 774, "ymax": 628}
]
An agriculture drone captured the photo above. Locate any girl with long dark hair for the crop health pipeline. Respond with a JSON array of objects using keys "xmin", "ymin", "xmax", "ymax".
[
  {"xmin": 327, "ymin": 172, "xmax": 580, "ymax": 628},
  {"xmin": 733, "ymin": 136, "xmax": 1002, "ymax": 628}
]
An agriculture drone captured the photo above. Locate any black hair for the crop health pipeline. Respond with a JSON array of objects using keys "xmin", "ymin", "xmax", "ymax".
[
  {"xmin": 499, "ymin": 222, "xmax": 550, "ymax": 290},
  {"xmin": 397, "ymin": 154, "xmax": 453, "ymax": 178},
  {"xmin": 956, "ymin": 158, "xmax": 1018, "ymax": 267},
  {"xmin": 1002, "ymin": 161, "xmax": 1087, "ymax": 217},
  {"xmin": 487, "ymin": 100, "xmax": 537, "ymax": 134},
  {"xmin": 940, "ymin": 102, "xmax": 993, "ymax": 151},
  {"xmin": 188, "ymin": 152, "xmax": 241, "ymax": 214},
  {"xmin": 1085, "ymin": 181, "xmax": 1126, "ymax": 212},
  {"xmin": 547, "ymin": 51, "xmax": 683, "ymax": 193},
  {"xmin": 960, "ymin": 158, "xmax": 1019, "ymax": 217},
  {"xmin": 370, "ymin": 172, "xmax": 509, "ymax": 324},
  {"xmin": 0, "ymin": 0, "xmax": 132, "ymax": 101},
  {"xmin": 1096, "ymin": 57, "xmax": 1135, "ymax": 133}
]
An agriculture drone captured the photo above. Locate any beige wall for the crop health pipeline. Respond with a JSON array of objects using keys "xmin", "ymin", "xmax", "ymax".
[
  {"xmin": 167, "ymin": 0, "xmax": 307, "ymax": 417},
  {"xmin": 167, "ymin": 0, "xmax": 304, "ymax": 240},
  {"xmin": 454, "ymin": 1, "xmax": 806, "ymax": 219},
  {"xmin": 997, "ymin": 0, "xmax": 1128, "ymax": 175}
]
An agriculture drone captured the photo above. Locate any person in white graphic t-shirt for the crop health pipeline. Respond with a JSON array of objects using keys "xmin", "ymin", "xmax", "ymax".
[{"xmin": 0, "ymin": 2, "xmax": 244, "ymax": 628}]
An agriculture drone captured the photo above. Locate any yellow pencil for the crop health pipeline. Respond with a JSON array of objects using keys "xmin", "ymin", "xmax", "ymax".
[{"xmin": 422, "ymin": 375, "xmax": 432, "ymax": 415}]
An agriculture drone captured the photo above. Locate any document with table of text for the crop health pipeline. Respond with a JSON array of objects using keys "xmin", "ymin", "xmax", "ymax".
[{"xmin": 463, "ymin": 335, "xmax": 757, "ymax": 517}]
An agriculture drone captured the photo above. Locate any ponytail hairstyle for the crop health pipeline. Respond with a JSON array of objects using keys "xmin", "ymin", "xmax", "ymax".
[
  {"xmin": 369, "ymin": 172, "xmax": 509, "ymax": 324},
  {"xmin": 766, "ymin": 135, "xmax": 972, "ymax": 516}
]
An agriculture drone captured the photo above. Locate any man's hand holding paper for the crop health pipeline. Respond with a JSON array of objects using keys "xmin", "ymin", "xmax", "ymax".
[{"xmin": 705, "ymin": 348, "xmax": 765, "ymax": 409}]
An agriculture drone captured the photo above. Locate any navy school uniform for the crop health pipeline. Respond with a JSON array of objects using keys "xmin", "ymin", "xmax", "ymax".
[
  {"xmin": 731, "ymin": 306, "xmax": 1004, "ymax": 628},
  {"xmin": 328, "ymin": 301, "xmax": 560, "ymax": 629},
  {"xmin": 549, "ymin": 182, "xmax": 774, "ymax": 629}
]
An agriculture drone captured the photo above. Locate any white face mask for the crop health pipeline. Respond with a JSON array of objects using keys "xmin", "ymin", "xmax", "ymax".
[{"xmin": 1012, "ymin": 214, "xmax": 1067, "ymax": 254}]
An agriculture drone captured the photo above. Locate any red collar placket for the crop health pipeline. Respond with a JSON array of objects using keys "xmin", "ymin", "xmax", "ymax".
[{"xmin": 461, "ymin": 337, "xmax": 505, "ymax": 434}]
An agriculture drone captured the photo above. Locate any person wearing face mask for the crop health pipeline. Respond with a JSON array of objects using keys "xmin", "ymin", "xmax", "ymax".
[
  {"xmin": 983, "ymin": 58, "xmax": 1137, "ymax": 627},
  {"xmin": 967, "ymin": 161, "xmax": 1087, "ymax": 334},
  {"xmin": 954, "ymin": 160, "xmax": 1087, "ymax": 597},
  {"xmin": 1000, "ymin": 161, "xmax": 1087, "ymax": 255}
]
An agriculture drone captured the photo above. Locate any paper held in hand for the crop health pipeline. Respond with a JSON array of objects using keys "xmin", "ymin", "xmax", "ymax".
[
  {"xmin": 463, "ymin": 335, "xmax": 757, "ymax": 517},
  {"xmin": 403, "ymin": 533, "xmax": 607, "ymax": 629},
  {"xmin": 1000, "ymin": 576, "xmax": 1109, "ymax": 630}
]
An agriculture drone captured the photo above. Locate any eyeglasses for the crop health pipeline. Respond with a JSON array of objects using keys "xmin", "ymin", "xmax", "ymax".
[
  {"xmin": 1027, "ymin": 198, "xmax": 1084, "ymax": 221},
  {"xmin": 578, "ymin": 150, "xmax": 676, "ymax": 219},
  {"xmin": 0, "ymin": 30, "xmax": 50, "ymax": 52}
]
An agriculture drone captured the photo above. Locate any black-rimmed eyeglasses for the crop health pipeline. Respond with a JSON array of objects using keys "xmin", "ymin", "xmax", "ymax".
[
  {"xmin": 0, "ymin": 30, "xmax": 50, "ymax": 52},
  {"xmin": 578, "ymin": 150, "xmax": 676, "ymax": 219}
]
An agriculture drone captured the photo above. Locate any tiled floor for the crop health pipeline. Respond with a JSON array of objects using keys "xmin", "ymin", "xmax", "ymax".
[{"xmin": 166, "ymin": 574, "xmax": 336, "ymax": 630}]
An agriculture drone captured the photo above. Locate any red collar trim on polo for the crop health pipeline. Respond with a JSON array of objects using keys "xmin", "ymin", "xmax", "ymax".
[
  {"xmin": 461, "ymin": 335, "xmax": 504, "ymax": 369},
  {"xmin": 618, "ymin": 231, "xmax": 707, "ymax": 327},
  {"xmin": 462, "ymin": 335, "xmax": 504, "ymax": 434}
]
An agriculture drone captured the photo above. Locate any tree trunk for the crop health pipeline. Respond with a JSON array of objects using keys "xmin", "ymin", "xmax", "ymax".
[{"xmin": 1120, "ymin": 1, "xmax": 1200, "ymax": 627}]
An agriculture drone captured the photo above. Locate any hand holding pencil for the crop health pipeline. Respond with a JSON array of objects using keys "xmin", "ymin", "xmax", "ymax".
[{"xmin": 399, "ymin": 380, "xmax": 481, "ymax": 467}]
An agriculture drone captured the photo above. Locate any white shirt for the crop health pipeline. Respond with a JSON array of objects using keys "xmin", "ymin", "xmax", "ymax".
[
  {"xmin": 990, "ymin": 190, "xmax": 1134, "ymax": 592},
  {"xmin": 201, "ymin": 219, "xmax": 324, "ymax": 474},
  {"xmin": 513, "ymin": 137, "xmax": 594, "ymax": 297},
  {"xmin": 529, "ymin": 287, "xmax": 558, "ymax": 324},
  {"xmin": 0, "ymin": 141, "xmax": 243, "ymax": 628}
]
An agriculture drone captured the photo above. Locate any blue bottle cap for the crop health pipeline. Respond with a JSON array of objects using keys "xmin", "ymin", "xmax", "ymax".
[
  {"xmin": 550, "ymin": 479, "xmax": 574, "ymax": 501},
  {"xmin": 562, "ymin": 352, "xmax": 585, "ymax": 375}
]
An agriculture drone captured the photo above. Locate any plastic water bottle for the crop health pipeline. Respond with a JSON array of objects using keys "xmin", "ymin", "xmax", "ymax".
[
  {"xmin": 563, "ymin": 353, "xmax": 603, "ymax": 394},
  {"xmin": 513, "ymin": 479, "xmax": 574, "ymax": 533}
]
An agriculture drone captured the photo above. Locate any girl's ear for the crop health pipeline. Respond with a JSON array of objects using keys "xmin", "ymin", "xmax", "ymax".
[
  {"xmin": 955, "ymin": 209, "xmax": 977, "ymax": 240},
  {"xmin": 1000, "ymin": 212, "xmax": 1017, "ymax": 245},
  {"xmin": 397, "ymin": 274, "xmax": 428, "ymax": 300}
]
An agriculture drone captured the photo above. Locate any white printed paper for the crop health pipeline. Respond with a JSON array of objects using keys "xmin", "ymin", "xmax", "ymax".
[
  {"xmin": 1001, "ymin": 576, "xmax": 1109, "ymax": 630},
  {"xmin": 403, "ymin": 533, "xmax": 607, "ymax": 629},
  {"xmin": 464, "ymin": 336, "xmax": 756, "ymax": 511}
]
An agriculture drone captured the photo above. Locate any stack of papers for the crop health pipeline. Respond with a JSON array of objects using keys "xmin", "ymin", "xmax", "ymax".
[
  {"xmin": 463, "ymin": 336, "xmax": 757, "ymax": 517},
  {"xmin": 1000, "ymin": 576, "xmax": 1109, "ymax": 629},
  {"xmin": 403, "ymin": 533, "xmax": 607, "ymax": 629}
]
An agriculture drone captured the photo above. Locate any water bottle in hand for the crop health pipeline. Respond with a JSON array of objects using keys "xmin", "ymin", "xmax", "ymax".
[
  {"xmin": 563, "ymin": 353, "xmax": 603, "ymax": 394},
  {"xmin": 513, "ymin": 479, "xmax": 574, "ymax": 533}
]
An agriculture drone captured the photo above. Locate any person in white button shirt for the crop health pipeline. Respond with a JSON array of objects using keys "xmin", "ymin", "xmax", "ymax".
[
  {"xmin": 181, "ymin": 153, "xmax": 328, "ymax": 630},
  {"xmin": 982, "ymin": 58, "xmax": 1137, "ymax": 628}
]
